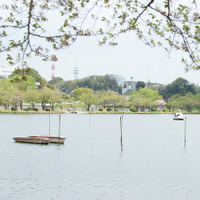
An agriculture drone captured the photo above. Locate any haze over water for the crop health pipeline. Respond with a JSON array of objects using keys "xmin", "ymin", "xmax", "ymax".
[{"xmin": 0, "ymin": 114, "xmax": 200, "ymax": 200}]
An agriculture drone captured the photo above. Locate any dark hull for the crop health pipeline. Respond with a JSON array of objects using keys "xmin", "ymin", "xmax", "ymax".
[
  {"xmin": 29, "ymin": 136, "xmax": 66, "ymax": 144},
  {"xmin": 173, "ymin": 118, "xmax": 184, "ymax": 121},
  {"xmin": 13, "ymin": 137, "xmax": 49, "ymax": 144}
]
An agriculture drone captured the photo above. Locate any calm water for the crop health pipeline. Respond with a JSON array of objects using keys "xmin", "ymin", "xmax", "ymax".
[{"xmin": 0, "ymin": 113, "xmax": 200, "ymax": 200}]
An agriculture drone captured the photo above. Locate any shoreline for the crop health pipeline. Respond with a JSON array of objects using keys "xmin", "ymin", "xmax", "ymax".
[
  {"xmin": 0, "ymin": 110, "xmax": 199, "ymax": 114},
  {"xmin": 79, "ymin": 111, "xmax": 200, "ymax": 114},
  {"xmin": 0, "ymin": 110, "xmax": 66, "ymax": 114}
]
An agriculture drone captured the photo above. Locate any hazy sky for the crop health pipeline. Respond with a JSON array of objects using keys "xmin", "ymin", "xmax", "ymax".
[
  {"xmin": 1, "ymin": 1, "xmax": 200, "ymax": 85},
  {"xmin": 1, "ymin": 30, "xmax": 200, "ymax": 85},
  {"xmin": 29, "ymin": 32, "xmax": 200, "ymax": 85}
]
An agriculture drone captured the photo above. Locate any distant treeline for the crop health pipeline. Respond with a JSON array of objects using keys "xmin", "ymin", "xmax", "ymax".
[
  {"xmin": 0, "ymin": 67, "xmax": 199, "ymax": 113},
  {"xmin": 48, "ymin": 76, "xmax": 199, "ymax": 99},
  {"xmin": 48, "ymin": 75, "xmax": 122, "ymax": 94}
]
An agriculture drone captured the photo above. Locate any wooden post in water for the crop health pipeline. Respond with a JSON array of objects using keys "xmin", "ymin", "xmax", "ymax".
[
  {"xmin": 89, "ymin": 112, "xmax": 91, "ymax": 124},
  {"xmin": 120, "ymin": 115, "xmax": 123, "ymax": 151},
  {"xmin": 49, "ymin": 112, "xmax": 51, "ymax": 137},
  {"xmin": 59, "ymin": 115, "xmax": 61, "ymax": 138},
  {"xmin": 184, "ymin": 117, "xmax": 187, "ymax": 146}
]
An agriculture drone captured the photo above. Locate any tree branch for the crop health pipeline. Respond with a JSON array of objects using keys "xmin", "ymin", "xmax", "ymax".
[
  {"xmin": 149, "ymin": 5, "xmax": 197, "ymax": 68},
  {"xmin": 134, "ymin": 0, "xmax": 155, "ymax": 25},
  {"xmin": 167, "ymin": 0, "xmax": 170, "ymax": 17}
]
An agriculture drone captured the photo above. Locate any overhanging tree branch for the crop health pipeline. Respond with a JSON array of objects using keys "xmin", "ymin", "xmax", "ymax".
[{"xmin": 0, "ymin": 0, "xmax": 200, "ymax": 70}]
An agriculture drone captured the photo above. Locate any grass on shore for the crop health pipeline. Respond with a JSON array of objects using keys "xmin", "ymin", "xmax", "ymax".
[
  {"xmin": 1, "ymin": 110, "xmax": 200, "ymax": 114},
  {"xmin": 87, "ymin": 111, "xmax": 200, "ymax": 114},
  {"xmin": 0, "ymin": 110, "xmax": 65, "ymax": 114}
]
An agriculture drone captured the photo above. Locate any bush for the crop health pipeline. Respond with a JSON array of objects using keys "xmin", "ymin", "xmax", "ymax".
[
  {"xmin": 115, "ymin": 108, "xmax": 119, "ymax": 111},
  {"xmin": 34, "ymin": 108, "xmax": 39, "ymax": 111},
  {"xmin": 106, "ymin": 107, "xmax": 113, "ymax": 111},
  {"xmin": 11, "ymin": 107, "xmax": 17, "ymax": 111},
  {"xmin": 162, "ymin": 108, "xmax": 167, "ymax": 112},
  {"xmin": 151, "ymin": 108, "xmax": 157, "ymax": 112},
  {"xmin": 130, "ymin": 107, "xmax": 137, "ymax": 112},
  {"xmin": 27, "ymin": 107, "xmax": 33, "ymax": 110},
  {"xmin": 23, "ymin": 108, "xmax": 29, "ymax": 111},
  {"xmin": 99, "ymin": 107, "xmax": 104, "ymax": 111},
  {"xmin": 45, "ymin": 108, "xmax": 50, "ymax": 111}
]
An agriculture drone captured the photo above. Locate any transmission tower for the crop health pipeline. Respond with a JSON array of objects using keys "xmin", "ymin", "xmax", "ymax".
[
  {"xmin": 51, "ymin": 64, "xmax": 55, "ymax": 80},
  {"xmin": 73, "ymin": 66, "xmax": 79, "ymax": 80}
]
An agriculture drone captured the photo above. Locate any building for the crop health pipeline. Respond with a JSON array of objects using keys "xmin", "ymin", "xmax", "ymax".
[
  {"xmin": 146, "ymin": 82, "xmax": 167, "ymax": 89},
  {"xmin": 122, "ymin": 77, "xmax": 137, "ymax": 94},
  {"xmin": 0, "ymin": 66, "xmax": 15, "ymax": 78},
  {"xmin": 108, "ymin": 74, "xmax": 125, "ymax": 85},
  {"xmin": 124, "ymin": 80, "xmax": 137, "ymax": 90},
  {"xmin": 122, "ymin": 86, "xmax": 132, "ymax": 94}
]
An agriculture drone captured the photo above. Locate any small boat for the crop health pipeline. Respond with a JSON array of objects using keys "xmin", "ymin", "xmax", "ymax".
[
  {"xmin": 30, "ymin": 115, "xmax": 66, "ymax": 144},
  {"xmin": 173, "ymin": 111, "xmax": 184, "ymax": 120},
  {"xmin": 13, "ymin": 115, "xmax": 65, "ymax": 145},
  {"xmin": 45, "ymin": 114, "xmax": 66, "ymax": 144},
  {"xmin": 70, "ymin": 111, "xmax": 77, "ymax": 114},
  {"xmin": 13, "ymin": 136, "xmax": 49, "ymax": 144},
  {"xmin": 45, "ymin": 136, "xmax": 65, "ymax": 144},
  {"xmin": 29, "ymin": 136, "xmax": 65, "ymax": 144}
]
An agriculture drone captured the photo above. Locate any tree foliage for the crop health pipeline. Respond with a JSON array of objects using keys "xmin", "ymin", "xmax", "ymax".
[
  {"xmin": 1, "ymin": 1, "xmax": 200, "ymax": 70},
  {"xmin": 9, "ymin": 67, "xmax": 47, "ymax": 87},
  {"xmin": 9, "ymin": 74, "xmax": 37, "ymax": 91},
  {"xmin": 24, "ymin": 90, "xmax": 40, "ymax": 109},
  {"xmin": 165, "ymin": 94, "xmax": 183, "ymax": 112},
  {"xmin": 70, "ymin": 87, "xmax": 93, "ymax": 101},
  {"xmin": 166, "ymin": 93, "xmax": 197, "ymax": 112},
  {"xmin": 166, "ymin": 77, "xmax": 197, "ymax": 97},
  {"xmin": 97, "ymin": 90, "xmax": 127, "ymax": 110},
  {"xmin": 136, "ymin": 81, "xmax": 145, "ymax": 90},
  {"xmin": 38, "ymin": 87, "xmax": 53, "ymax": 110},
  {"xmin": 138, "ymin": 88, "xmax": 162, "ymax": 100},
  {"xmin": 129, "ymin": 88, "xmax": 161, "ymax": 111},
  {"xmin": 57, "ymin": 75, "xmax": 119, "ymax": 94},
  {"xmin": 48, "ymin": 77, "xmax": 63, "ymax": 86},
  {"xmin": 80, "ymin": 92, "xmax": 97, "ymax": 111},
  {"xmin": 49, "ymin": 89, "xmax": 64, "ymax": 110}
]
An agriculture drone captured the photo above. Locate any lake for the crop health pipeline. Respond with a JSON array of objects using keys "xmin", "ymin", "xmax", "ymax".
[{"xmin": 0, "ymin": 113, "xmax": 200, "ymax": 200}]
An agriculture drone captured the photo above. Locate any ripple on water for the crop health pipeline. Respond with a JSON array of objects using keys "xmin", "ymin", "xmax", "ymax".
[{"xmin": 1, "ymin": 114, "xmax": 200, "ymax": 200}]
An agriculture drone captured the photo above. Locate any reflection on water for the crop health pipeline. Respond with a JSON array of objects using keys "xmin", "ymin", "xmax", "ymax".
[{"xmin": 0, "ymin": 114, "xmax": 200, "ymax": 199}]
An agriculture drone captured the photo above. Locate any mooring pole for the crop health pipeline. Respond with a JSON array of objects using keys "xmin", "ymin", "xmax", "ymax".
[
  {"xmin": 59, "ymin": 115, "xmax": 61, "ymax": 138},
  {"xmin": 120, "ymin": 115, "xmax": 123, "ymax": 151},
  {"xmin": 184, "ymin": 117, "xmax": 187, "ymax": 146},
  {"xmin": 49, "ymin": 112, "xmax": 51, "ymax": 137}
]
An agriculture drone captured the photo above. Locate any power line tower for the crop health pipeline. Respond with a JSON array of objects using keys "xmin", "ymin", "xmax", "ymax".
[
  {"xmin": 73, "ymin": 66, "xmax": 79, "ymax": 80},
  {"xmin": 51, "ymin": 64, "xmax": 55, "ymax": 80}
]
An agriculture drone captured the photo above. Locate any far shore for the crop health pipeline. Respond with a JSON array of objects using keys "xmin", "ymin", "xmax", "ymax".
[
  {"xmin": 84, "ymin": 111, "xmax": 200, "ymax": 114},
  {"xmin": 0, "ymin": 110, "xmax": 200, "ymax": 115},
  {"xmin": 0, "ymin": 110, "xmax": 198, "ymax": 114},
  {"xmin": 0, "ymin": 110, "xmax": 66, "ymax": 114}
]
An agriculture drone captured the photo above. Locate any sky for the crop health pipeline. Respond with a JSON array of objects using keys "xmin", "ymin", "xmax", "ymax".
[
  {"xmin": 30, "ymin": 32, "xmax": 200, "ymax": 85},
  {"xmin": 1, "ymin": 31, "xmax": 200, "ymax": 85},
  {"xmin": 1, "ymin": 1, "xmax": 200, "ymax": 85}
]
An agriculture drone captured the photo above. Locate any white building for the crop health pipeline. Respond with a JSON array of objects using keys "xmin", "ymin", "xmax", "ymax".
[
  {"xmin": 124, "ymin": 80, "xmax": 137, "ymax": 89},
  {"xmin": 0, "ymin": 66, "xmax": 16, "ymax": 78},
  {"xmin": 108, "ymin": 74, "xmax": 125, "ymax": 86}
]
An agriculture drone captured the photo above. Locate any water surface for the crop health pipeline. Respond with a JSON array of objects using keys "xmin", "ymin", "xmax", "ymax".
[{"xmin": 0, "ymin": 114, "xmax": 200, "ymax": 200}]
